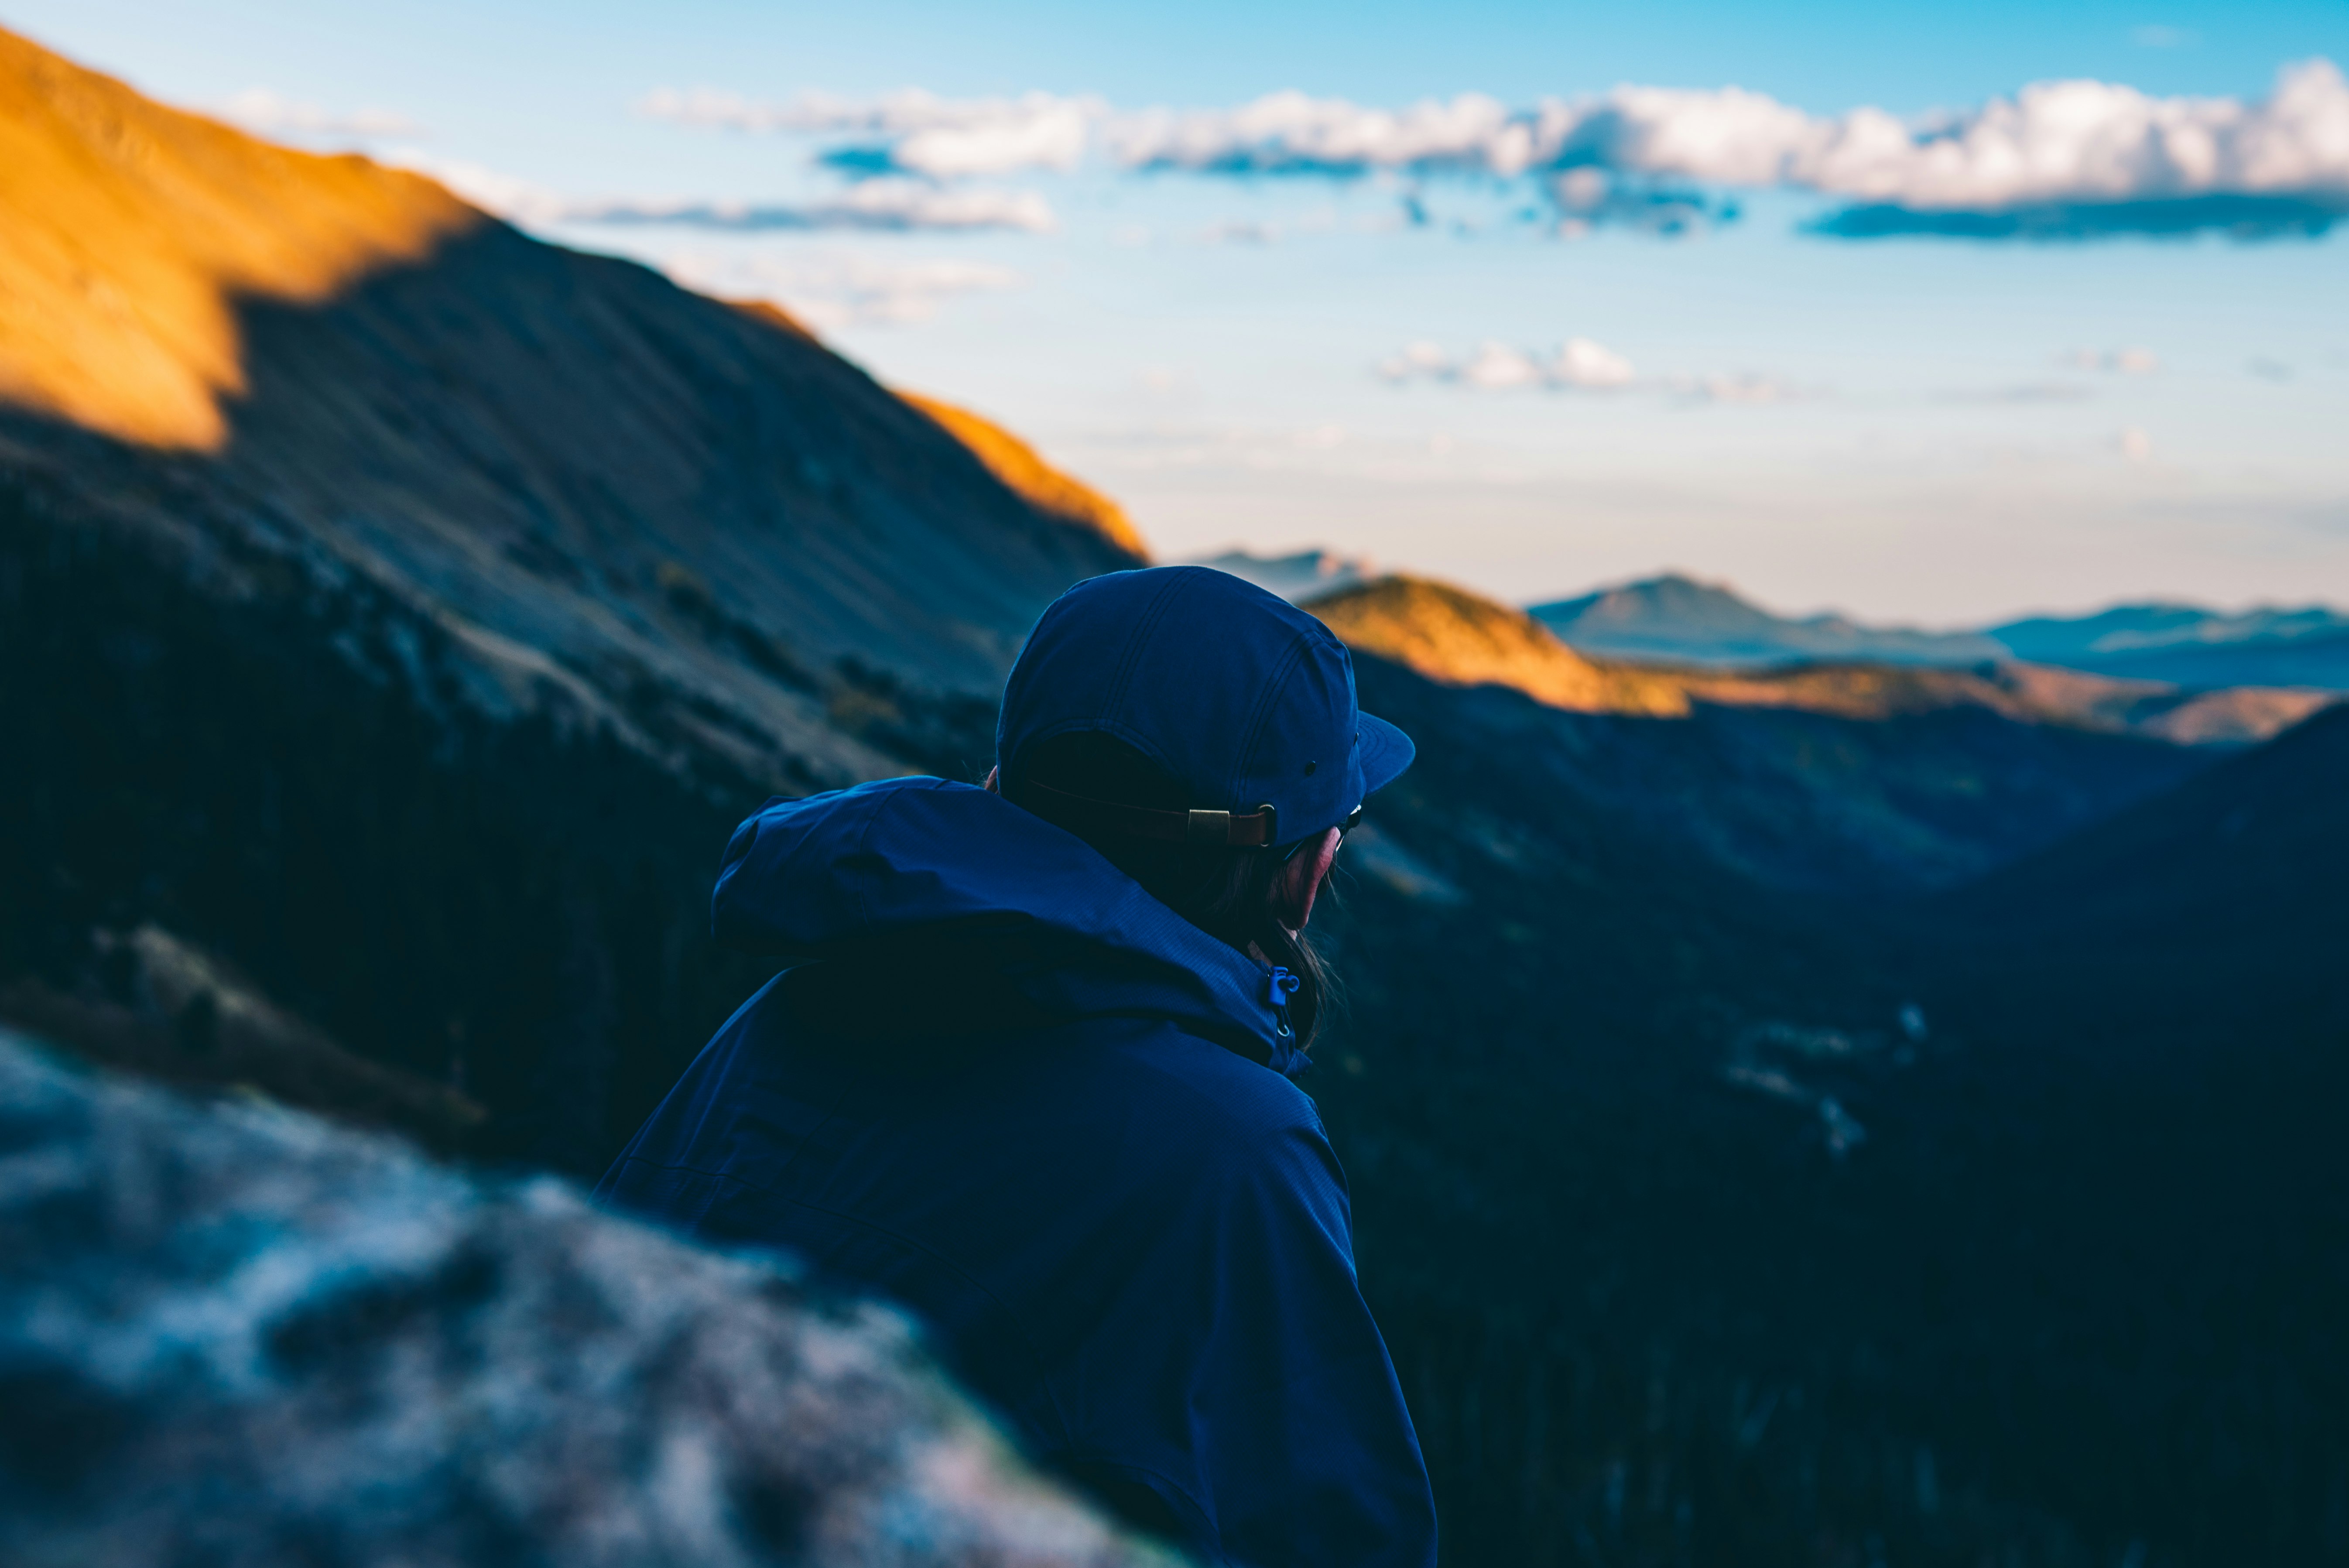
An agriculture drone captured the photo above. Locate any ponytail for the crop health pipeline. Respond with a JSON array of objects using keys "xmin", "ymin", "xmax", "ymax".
[{"xmin": 1007, "ymin": 733, "xmax": 1338, "ymax": 1051}]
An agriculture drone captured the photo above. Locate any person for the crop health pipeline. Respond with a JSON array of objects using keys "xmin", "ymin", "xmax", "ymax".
[{"xmin": 596, "ymin": 565, "xmax": 1438, "ymax": 1566}]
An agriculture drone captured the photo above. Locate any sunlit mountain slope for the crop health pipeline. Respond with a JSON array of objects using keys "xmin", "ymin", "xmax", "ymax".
[
  {"xmin": 0, "ymin": 26, "xmax": 1140, "ymax": 790},
  {"xmin": 901, "ymin": 391, "xmax": 1146, "ymax": 556},
  {"xmin": 0, "ymin": 27, "xmax": 479, "ymax": 449},
  {"xmin": 1313, "ymin": 574, "xmax": 2336, "ymax": 747},
  {"xmin": 1308, "ymin": 574, "xmax": 1688, "ymax": 714}
]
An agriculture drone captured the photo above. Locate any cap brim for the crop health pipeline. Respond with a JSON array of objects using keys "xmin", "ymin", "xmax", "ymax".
[{"xmin": 1358, "ymin": 711, "xmax": 1415, "ymax": 796}]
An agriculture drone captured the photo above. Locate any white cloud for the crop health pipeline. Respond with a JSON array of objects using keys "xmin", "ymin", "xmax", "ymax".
[
  {"xmin": 1551, "ymin": 337, "xmax": 1639, "ymax": 387},
  {"xmin": 218, "ymin": 88, "xmax": 419, "ymax": 139},
  {"xmin": 1113, "ymin": 91, "xmax": 1534, "ymax": 175},
  {"xmin": 660, "ymin": 252, "xmax": 1022, "ymax": 329},
  {"xmin": 638, "ymin": 87, "xmax": 1101, "ymax": 178},
  {"xmin": 624, "ymin": 61, "xmax": 2349, "ymax": 239},
  {"xmin": 566, "ymin": 180, "xmax": 1057, "ymax": 233},
  {"xmin": 1460, "ymin": 342, "xmax": 1544, "ymax": 388},
  {"xmin": 1674, "ymin": 372, "xmax": 1799, "ymax": 404},
  {"xmin": 2066, "ymin": 346, "xmax": 2162, "ymax": 374},
  {"xmin": 1379, "ymin": 337, "xmax": 1637, "ymax": 390},
  {"xmin": 379, "ymin": 151, "xmax": 1054, "ymax": 235},
  {"xmin": 377, "ymin": 150, "xmax": 570, "ymax": 224},
  {"xmin": 390, "ymin": 152, "xmax": 1052, "ymax": 236},
  {"xmin": 1378, "ymin": 340, "xmax": 1806, "ymax": 402},
  {"xmin": 1107, "ymin": 62, "xmax": 2349, "ymax": 221}
]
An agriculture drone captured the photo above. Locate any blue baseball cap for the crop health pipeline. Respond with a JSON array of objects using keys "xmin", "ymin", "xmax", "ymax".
[{"xmin": 996, "ymin": 566, "xmax": 1414, "ymax": 847}]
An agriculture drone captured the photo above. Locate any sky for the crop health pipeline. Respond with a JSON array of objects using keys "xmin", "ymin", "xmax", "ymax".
[{"xmin": 14, "ymin": 0, "xmax": 2349, "ymax": 625}]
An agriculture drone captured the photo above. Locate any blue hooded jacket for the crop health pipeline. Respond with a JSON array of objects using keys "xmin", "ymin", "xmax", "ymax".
[{"xmin": 596, "ymin": 775, "xmax": 1437, "ymax": 1567}]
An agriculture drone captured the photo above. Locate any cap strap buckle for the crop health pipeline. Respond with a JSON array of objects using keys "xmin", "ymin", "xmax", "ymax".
[{"xmin": 1024, "ymin": 781, "xmax": 1278, "ymax": 848}]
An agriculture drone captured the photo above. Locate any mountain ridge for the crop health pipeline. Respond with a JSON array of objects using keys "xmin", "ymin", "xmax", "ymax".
[
  {"xmin": 0, "ymin": 24, "xmax": 1140, "ymax": 794},
  {"xmin": 0, "ymin": 26, "xmax": 481, "ymax": 449},
  {"xmin": 1212, "ymin": 548, "xmax": 2349, "ymax": 691},
  {"xmin": 902, "ymin": 391, "xmax": 1146, "ymax": 556},
  {"xmin": 1309, "ymin": 572, "xmax": 2338, "ymax": 747},
  {"xmin": 1531, "ymin": 568, "xmax": 2349, "ymax": 690},
  {"xmin": 1531, "ymin": 571, "xmax": 2007, "ymax": 668}
]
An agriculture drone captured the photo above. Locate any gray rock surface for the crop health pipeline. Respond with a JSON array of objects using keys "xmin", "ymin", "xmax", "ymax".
[{"xmin": 0, "ymin": 1030, "xmax": 1183, "ymax": 1568}]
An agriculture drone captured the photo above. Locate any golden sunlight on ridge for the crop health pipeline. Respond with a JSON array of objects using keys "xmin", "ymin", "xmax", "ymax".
[
  {"xmin": 0, "ymin": 26, "xmax": 480, "ymax": 449},
  {"xmin": 1312, "ymin": 573, "xmax": 2339, "ymax": 743},
  {"xmin": 902, "ymin": 390, "xmax": 1150, "ymax": 558},
  {"xmin": 1308, "ymin": 575, "xmax": 1694, "ymax": 716}
]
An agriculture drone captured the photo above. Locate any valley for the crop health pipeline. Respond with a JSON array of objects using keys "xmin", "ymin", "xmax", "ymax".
[{"xmin": 3, "ymin": 27, "xmax": 2346, "ymax": 1568}]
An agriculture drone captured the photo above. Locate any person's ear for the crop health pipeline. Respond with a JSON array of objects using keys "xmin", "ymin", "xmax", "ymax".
[{"xmin": 1274, "ymin": 828, "xmax": 1342, "ymax": 931}]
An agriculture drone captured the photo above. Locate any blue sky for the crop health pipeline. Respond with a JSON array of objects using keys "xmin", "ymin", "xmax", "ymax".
[{"xmin": 14, "ymin": 0, "xmax": 2349, "ymax": 623}]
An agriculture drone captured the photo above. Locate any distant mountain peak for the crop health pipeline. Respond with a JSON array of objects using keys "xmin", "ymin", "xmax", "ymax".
[
  {"xmin": 1310, "ymin": 572, "xmax": 2335, "ymax": 746},
  {"xmin": 1989, "ymin": 601, "xmax": 2349, "ymax": 685},
  {"xmin": 1531, "ymin": 572, "xmax": 2006, "ymax": 670},
  {"xmin": 1192, "ymin": 548, "xmax": 1376, "ymax": 603}
]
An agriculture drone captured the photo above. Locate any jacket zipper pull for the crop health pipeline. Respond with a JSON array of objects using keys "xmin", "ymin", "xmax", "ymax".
[{"xmin": 1267, "ymin": 966, "xmax": 1301, "ymax": 1036}]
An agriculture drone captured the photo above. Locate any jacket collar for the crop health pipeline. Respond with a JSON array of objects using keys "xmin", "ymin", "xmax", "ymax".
[{"xmin": 712, "ymin": 777, "xmax": 1304, "ymax": 1071}]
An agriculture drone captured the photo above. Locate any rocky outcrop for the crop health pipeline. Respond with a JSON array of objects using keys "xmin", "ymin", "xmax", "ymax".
[
  {"xmin": 0, "ymin": 1030, "xmax": 1182, "ymax": 1568},
  {"xmin": 0, "ymin": 925, "xmax": 486, "ymax": 1154}
]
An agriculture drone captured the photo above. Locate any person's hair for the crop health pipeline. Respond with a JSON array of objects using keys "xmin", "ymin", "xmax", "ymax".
[{"xmin": 1007, "ymin": 730, "xmax": 1335, "ymax": 1051}]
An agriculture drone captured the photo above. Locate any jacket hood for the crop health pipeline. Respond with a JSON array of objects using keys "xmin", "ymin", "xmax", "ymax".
[{"xmin": 712, "ymin": 777, "xmax": 1305, "ymax": 1073}]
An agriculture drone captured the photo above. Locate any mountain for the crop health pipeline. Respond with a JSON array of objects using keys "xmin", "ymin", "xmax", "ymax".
[
  {"xmin": 1308, "ymin": 574, "xmax": 2228, "ymax": 891},
  {"xmin": 1305, "ymin": 575, "xmax": 1686, "ymax": 714},
  {"xmin": 1318, "ymin": 571, "xmax": 2332, "ymax": 733},
  {"xmin": 1930, "ymin": 698, "xmax": 2349, "ymax": 1003},
  {"xmin": 1531, "ymin": 572, "xmax": 2007, "ymax": 668},
  {"xmin": 901, "ymin": 391, "xmax": 1146, "ymax": 557},
  {"xmin": 1325, "ymin": 574, "xmax": 2335, "ymax": 745},
  {"xmin": 1191, "ymin": 546, "xmax": 1375, "ymax": 603},
  {"xmin": 11, "ymin": 28, "xmax": 2349, "ymax": 1568},
  {"xmin": 1530, "ymin": 571, "xmax": 2349, "ymax": 692},
  {"xmin": 0, "ymin": 25, "xmax": 1139, "ymax": 790},
  {"xmin": 1307, "ymin": 653, "xmax": 2349, "ymax": 1568},
  {"xmin": 1986, "ymin": 602, "xmax": 2349, "ymax": 689}
]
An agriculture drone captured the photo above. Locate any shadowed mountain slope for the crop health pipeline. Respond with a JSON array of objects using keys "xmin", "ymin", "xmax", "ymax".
[
  {"xmin": 1530, "ymin": 569, "xmax": 2349, "ymax": 692},
  {"xmin": 1988, "ymin": 603, "xmax": 2349, "ymax": 690},
  {"xmin": 0, "ymin": 26, "xmax": 1139, "ymax": 790},
  {"xmin": 1306, "ymin": 576, "xmax": 2218, "ymax": 891},
  {"xmin": 1927, "ymin": 700, "xmax": 2349, "ymax": 1026}
]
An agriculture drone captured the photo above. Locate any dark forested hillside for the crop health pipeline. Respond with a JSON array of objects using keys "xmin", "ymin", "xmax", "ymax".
[
  {"xmin": 1310, "ymin": 671, "xmax": 2349, "ymax": 1568},
  {"xmin": 0, "ymin": 22, "xmax": 1137, "ymax": 800},
  {"xmin": 7, "ymin": 26, "xmax": 2349, "ymax": 1568}
]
